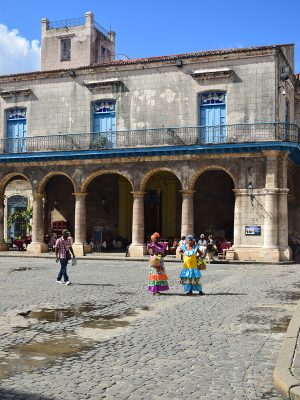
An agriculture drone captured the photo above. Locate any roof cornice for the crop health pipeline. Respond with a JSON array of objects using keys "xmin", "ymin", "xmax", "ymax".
[{"xmin": 0, "ymin": 43, "xmax": 294, "ymax": 83}]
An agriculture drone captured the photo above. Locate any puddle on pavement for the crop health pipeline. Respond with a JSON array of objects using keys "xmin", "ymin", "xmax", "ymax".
[
  {"xmin": 0, "ymin": 305, "xmax": 152, "ymax": 380},
  {"xmin": 241, "ymin": 313, "xmax": 291, "ymax": 334},
  {"xmin": 83, "ymin": 317, "xmax": 130, "ymax": 330},
  {"xmin": 28, "ymin": 303, "xmax": 101, "ymax": 322},
  {"xmin": 0, "ymin": 335, "xmax": 93, "ymax": 380},
  {"xmin": 82, "ymin": 309, "xmax": 141, "ymax": 330},
  {"xmin": 10, "ymin": 267, "xmax": 32, "ymax": 273}
]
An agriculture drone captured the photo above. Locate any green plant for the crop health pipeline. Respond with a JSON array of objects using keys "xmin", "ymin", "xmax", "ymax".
[
  {"xmin": 92, "ymin": 133, "xmax": 107, "ymax": 148},
  {"xmin": 8, "ymin": 207, "xmax": 33, "ymax": 236}
]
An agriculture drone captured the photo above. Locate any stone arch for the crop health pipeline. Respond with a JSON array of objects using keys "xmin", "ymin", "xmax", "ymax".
[
  {"xmin": 140, "ymin": 168, "xmax": 182, "ymax": 191},
  {"xmin": 81, "ymin": 169, "xmax": 133, "ymax": 193},
  {"xmin": 0, "ymin": 173, "xmax": 31, "ymax": 193},
  {"xmin": 38, "ymin": 172, "xmax": 75, "ymax": 194},
  {"xmin": 189, "ymin": 165, "xmax": 237, "ymax": 191}
]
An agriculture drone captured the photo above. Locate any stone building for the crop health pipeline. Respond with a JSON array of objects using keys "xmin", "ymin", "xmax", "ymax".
[{"xmin": 0, "ymin": 11, "xmax": 299, "ymax": 261}]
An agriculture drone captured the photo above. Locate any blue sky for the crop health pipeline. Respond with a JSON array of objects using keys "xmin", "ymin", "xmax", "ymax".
[{"xmin": 0, "ymin": 0, "xmax": 299, "ymax": 74}]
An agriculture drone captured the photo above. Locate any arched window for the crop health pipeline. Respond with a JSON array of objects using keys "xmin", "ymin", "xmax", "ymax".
[
  {"xmin": 6, "ymin": 108, "xmax": 27, "ymax": 153},
  {"xmin": 7, "ymin": 195, "xmax": 28, "ymax": 239},
  {"xmin": 199, "ymin": 92, "xmax": 226, "ymax": 144},
  {"xmin": 92, "ymin": 100, "xmax": 116, "ymax": 148}
]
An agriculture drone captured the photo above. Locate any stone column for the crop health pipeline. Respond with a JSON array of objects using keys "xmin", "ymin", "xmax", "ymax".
[
  {"xmin": 27, "ymin": 193, "xmax": 48, "ymax": 254},
  {"xmin": 233, "ymin": 189, "xmax": 242, "ymax": 247},
  {"xmin": 128, "ymin": 191, "xmax": 146, "ymax": 256},
  {"xmin": 277, "ymin": 155, "xmax": 291, "ymax": 260},
  {"xmin": 0, "ymin": 194, "xmax": 8, "ymax": 251},
  {"xmin": 73, "ymin": 193, "xmax": 88, "ymax": 256},
  {"xmin": 262, "ymin": 154, "xmax": 280, "ymax": 261},
  {"xmin": 278, "ymin": 189, "xmax": 290, "ymax": 258},
  {"xmin": 180, "ymin": 190, "xmax": 194, "ymax": 237}
]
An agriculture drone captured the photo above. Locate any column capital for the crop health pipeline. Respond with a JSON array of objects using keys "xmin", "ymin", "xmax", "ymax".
[
  {"xmin": 73, "ymin": 192, "xmax": 88, "ymax": 198},
  {"xmin": 277, "ymin": 188, "xmax": 289, "ymax": 195},
  {"xmin": 130, "ymin": 191, "xmax": 145, "ymax": 198},
  {"xmin": 180, "ymin": 190, "xmax": 195, "ymax": 196},
  {"xmin": 263, "ymin": 188, "xmax": 280, "ymax": 195},
  {"xmin": 261, "ymin": 150, "xmax": 281, "ymax": 159},
  {"xmin": 32, "ymin": 192, "xmax": 44, "ymax": 200},
  {"xmin": 233, "ymin": 188, "xmax": 246, "ymax": 196}
]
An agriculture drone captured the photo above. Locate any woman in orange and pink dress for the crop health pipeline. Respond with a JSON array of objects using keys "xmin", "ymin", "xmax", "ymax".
[{"xmin": 147, "ymin": 232, "xmax": 169, "ymax": 295}]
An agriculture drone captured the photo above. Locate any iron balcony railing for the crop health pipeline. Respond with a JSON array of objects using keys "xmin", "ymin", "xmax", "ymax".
[
  {"xmin": 48, "ymin": 17, "xmax": 110, "ymax": 38},
  {"xmin": 48, "ymin": 17, "xmax": 86, "ymax": 29},
  {"xmin": 2, "ymin": 123, "xmax": 300, "ymax": 155}
]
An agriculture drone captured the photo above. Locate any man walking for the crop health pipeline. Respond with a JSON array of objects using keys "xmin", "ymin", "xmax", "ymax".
[{"xmin": 55, "ymin": 229, "xmax": 75, "ymax": 285}]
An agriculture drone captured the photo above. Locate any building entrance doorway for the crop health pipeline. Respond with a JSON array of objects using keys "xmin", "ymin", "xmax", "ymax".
[
  {"xmin": 194, "ymin": 170, "xmax": 234, "ymax": 241},
  {"xmin": 144, "ymin": 171, "xmax": 181, "ymax": 243},
  {"xmin": 85, "ymin": 174, "xmax": 132, "ymax": 252}
]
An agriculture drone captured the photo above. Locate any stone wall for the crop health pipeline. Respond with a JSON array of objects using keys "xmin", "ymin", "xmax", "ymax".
[{"xmin": 0, "ymin": 51, "xmax": 279, "ymax": 139}]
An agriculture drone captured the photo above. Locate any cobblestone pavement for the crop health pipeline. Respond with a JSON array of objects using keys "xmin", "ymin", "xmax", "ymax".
[{"xmin": 0, "ymin": 258, "xmax": 299, "ymax": 400}]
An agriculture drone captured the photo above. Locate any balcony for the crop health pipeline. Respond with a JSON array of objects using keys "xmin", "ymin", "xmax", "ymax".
[{"xmin": 1, "ymin": 123, "xmax": 299, "ymax": 155}]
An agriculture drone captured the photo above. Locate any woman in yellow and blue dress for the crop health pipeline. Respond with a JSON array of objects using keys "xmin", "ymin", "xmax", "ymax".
[
  {"xmin": 147, "ymin": 232, "xmax": 169, "ymax": 295},
  {"xmin": 179, "ymin": 234, "xmax": 205, "ymax": 295}
]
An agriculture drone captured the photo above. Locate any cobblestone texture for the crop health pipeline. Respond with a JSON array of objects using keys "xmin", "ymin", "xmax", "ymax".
[{"xmin": 0, "ymin": 258, "xmax": 298, "ymax": 399}]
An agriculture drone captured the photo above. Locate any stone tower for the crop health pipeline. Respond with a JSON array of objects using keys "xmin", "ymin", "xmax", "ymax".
[{"xmin": 41, "ymin": 11, "xmax": 116, "ymax": 71}]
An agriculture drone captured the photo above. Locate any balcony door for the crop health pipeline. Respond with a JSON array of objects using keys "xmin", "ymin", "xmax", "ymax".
[
  {"xmin": 93, "ymin": 100, "xmax": 116, "ymax": 148},
  {"xmin": 199, "ymin": 92, "xmax": 226, "ymax": 144},
  {"xmin": 6, "ymin": 108, "xmax": 27, "ymax": 153}
]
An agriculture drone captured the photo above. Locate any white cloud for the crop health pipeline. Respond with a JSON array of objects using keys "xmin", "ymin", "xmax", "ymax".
[{"xmin": 0, "ymin": 24, "xmax": 40, "ymax": 75}]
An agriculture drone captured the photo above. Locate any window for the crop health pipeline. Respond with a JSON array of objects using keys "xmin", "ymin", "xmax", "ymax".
[
  {"xmin": 6, "ymin": 108, "xmax": 27, "ymax": 153},
  {"xmin": 199, "ymin": 92, "xmax": 226, "ymax": 144},
  {"xmin": 92, "ymin": 100, "xmax": 116, "ymax": 148},
  {"xmin": 61, "ymin": 38, "xmax": 71, "ymax": 61},
  {"xmin": 7, "ymin": 195, "xmax": 28, "ymax": 240}
]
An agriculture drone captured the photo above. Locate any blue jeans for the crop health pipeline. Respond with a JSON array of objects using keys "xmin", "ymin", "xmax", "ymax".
[{"xmin": 57, "ymin": 258, "xmax": 69, "ymax": 282}]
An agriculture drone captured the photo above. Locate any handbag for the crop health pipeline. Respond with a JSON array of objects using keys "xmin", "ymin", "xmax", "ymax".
[
  {"xmin": 197, "ymin": 259, "xmax": 206, "ymax": 270},
  {"xmin": 150, "ymin": 255, "xmax": 161, "ymax": 268}
]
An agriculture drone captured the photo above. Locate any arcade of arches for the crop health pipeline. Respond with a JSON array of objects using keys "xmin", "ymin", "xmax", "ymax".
[{"xmin": 0, "ymin": 151, "xmax": 296, "ymax": 262}]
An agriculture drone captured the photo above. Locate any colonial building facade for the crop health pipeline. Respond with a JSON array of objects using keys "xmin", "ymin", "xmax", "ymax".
[{"xmin": 0, "ymin": 12, "xmax": 299, "ymax": 261}]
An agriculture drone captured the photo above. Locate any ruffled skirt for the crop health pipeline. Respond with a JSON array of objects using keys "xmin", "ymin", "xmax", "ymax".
[
  {"xmin": 148, "ymin": 264, "xmax": 169, "ymax": 293},
  {"xmin": 180, "ymin": 268, "xmax": 202, "ymax": 293}
]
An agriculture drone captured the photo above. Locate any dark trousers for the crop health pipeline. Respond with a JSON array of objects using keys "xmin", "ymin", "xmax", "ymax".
[{"xmin": 57, "ymin": 258, "xmax": 69, "ymax": 282}]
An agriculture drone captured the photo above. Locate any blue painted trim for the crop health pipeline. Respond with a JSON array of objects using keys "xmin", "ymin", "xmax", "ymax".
[{"xmin": 0, "ymin": 141, "xmax": 299, "ymax": 164}]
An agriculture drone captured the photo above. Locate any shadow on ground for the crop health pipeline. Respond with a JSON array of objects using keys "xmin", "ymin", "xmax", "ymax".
[
  {"xmin": 0, "ymin": 389, "xmax": 52, "ymax": 399},
  {"xmin": 73, "ymin": 283, "xmax": 115, "ymax": 287},
  {"xmin": 160, "ymin": 292, "xmax": 247, "ymax": 296}
]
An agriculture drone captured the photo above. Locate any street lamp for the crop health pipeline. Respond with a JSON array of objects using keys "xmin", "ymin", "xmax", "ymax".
[{"xmin": 247, "ymin": 181, "xmax": 255, "ymax": 204}]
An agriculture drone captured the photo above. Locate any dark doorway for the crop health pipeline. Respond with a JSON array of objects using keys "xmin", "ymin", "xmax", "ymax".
[{"xmin": 194, "ymin": 170, "xmax": 234, "ymax": 241}]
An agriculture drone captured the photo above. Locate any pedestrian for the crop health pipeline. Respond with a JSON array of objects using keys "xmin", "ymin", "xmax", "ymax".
[
  {"xmin": 179, "ymin": 234, "xmax": 204, "ymax": 295},
  {"xmin": 49, "ymin": 232, "xmax": 57, "ymax": 252},
  {"xmin": 55, "ymin": 229, "xmax": 75, "ymax": 285},
  {"xmin": 206, "ymin": 234, "xmax": 216, "ymax": 263},
  {"xmin": 177, "ymin": 236, "xmax": 186, "ymax": 261},
  {"xmin": 147, "ymin": 232, "xmax": 169, "ymax": 295},
  {"xmin": 289, "ymin": 232, "xmax": 300, "ymax": 260},
  {"xmin": 197, "ymin": 233, "xmax": 207, "ymax": 254}
]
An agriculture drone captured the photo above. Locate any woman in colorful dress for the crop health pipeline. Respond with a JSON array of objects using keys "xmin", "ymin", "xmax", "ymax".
[
  {"xmin": 147, "ymin": 232, "xmax": 169, "ymax": 295},
  {"xmin": 179, "ymin": 234, "xmax": 205, "ymax": 295}
]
